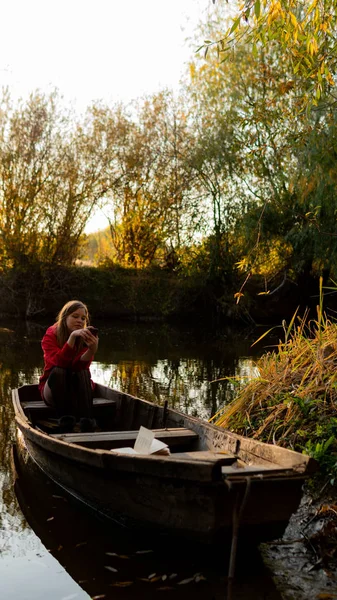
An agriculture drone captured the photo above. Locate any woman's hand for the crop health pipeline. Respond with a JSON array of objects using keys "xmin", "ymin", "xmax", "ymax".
[{"xmin": 68, "ymin": 328, "xmax": 99, "ymax": 356}]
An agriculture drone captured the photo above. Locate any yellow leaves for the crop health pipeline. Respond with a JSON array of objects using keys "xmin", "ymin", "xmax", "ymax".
[
  {"xmin": 189, "ymin": 63, "xmax": 196, "ymax": 81},
  {"xmin": 307, "ymin": 36, "xmax": 318, "ymax": 57},
  {"xmin": 234, "ymin": 292, "xmax": 244, "ymax": 303},
  {"xmin": 307, "ymin": 0, "xmax": 319, "ymax": 15},
  {"xmin": 267, "ymin": 2, "xmax": 284, "ymax": 26},
  {"xmin": 236, "ymin": 257, "xmax": 249, "ymax": 272},
  {"xmin": 318, "ymin": 504, "xmax": 337, "ymax": 516},
  {"xmin": 289, "ymin": 11, "xmax": 297, "ymax": 28},
  {"xmin": 214, "ymin": 0, "xmax": 336, "ymax": 110},
  {"xmin": 320, "ymin": 21, "xmax": 329, "ymax": 33},
  {"xmin": 326, "ymin": 71, "xmax": 335, "ymax": 87},
  {"xmin": 279, "ymin": 80, "xmax": 295, "ymax": 95}
]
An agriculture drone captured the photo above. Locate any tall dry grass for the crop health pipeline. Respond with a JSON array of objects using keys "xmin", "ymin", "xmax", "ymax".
[{"xmin": 211, "ymin": 279, "xmax": 337, "ymax": 471}]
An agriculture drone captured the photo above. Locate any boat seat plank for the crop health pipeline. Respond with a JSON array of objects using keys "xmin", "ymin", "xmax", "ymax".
[
  {"xmin": 51, "ymin": 427, "xmax": 198, "ymax": 449},
  {"xmin": 21, "ymin": 398, "xmax": 116, "ymax": 410},
  {"xmin": 170, "ymin": 450, "xmax": 237, "ymax": 465},
  {"xmin": 221, "ymin": 463, "xmax": 293, "ymax": 477}
]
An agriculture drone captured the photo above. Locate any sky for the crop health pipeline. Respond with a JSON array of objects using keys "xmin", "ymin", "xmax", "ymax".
[
  {"xmin": 0, "ymin": 0, "xmax": 215, "ymax": 110},
  {"xmin": 0, "ymin": 0, "xmax": 219, "ymax": 232}
]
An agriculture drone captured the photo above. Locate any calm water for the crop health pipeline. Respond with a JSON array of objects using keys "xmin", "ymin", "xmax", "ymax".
[{"xmin": 0, "ymin": 318, "xmax": 282, "ymax": 600}]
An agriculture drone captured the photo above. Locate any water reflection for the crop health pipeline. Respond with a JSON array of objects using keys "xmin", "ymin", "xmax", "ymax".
[
  {"xmin": 93, "ymin": 321, "xmax": 262, "ymax": 420},
  {"xmin": 0, "ymin": 318, "xmax": 279, "ymax": 599},
  {"xmin": 11, "ymin": 434, "xmax": 280, "ymax": 600}
]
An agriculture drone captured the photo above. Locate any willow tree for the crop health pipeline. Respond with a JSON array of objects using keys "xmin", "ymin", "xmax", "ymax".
[
  {"xmin": 95, "ymin": 91, "xmax": 196, "ymax": 269},
  {"xmin": 0, "ymin": 91, "xmax": 109, "ymax": 270},
  {"xmin": 186, "ymin": 8, "xmax": 334, "ymax": 300},
  {"xmin": 208, "ymin": 0, "xmax": 337, "ymax": 108},
  {"xmin": 187, "ymin": 42, "xmax": 301, "ymax": 283}
]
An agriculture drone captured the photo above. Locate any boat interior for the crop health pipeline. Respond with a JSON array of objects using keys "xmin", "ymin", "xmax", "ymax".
[
  {"xmin": 14, "ymin": 382, "xmax": 249, "ymax": 471},
  {"xmin": 14, "ymin": 383, "xmax": 305, "ymax": 476}
]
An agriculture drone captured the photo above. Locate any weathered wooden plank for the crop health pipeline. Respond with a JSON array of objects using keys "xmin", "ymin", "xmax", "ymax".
[
  {"xmin": 172, "ymin": 450, "xmax": 237, "ymax": 465},
  {"xmin": 163, "ymin": 409, "xmax": 316, "ymax": 471},
  {"xmin": 51, "ymin": 427, "xmax": 198, "ymax": 447},
  {"xmin": 21, "ymin": 398, "xmax": 116, "ymax": 410},
  {"xmin": 221, "ymin": 463, "xmax": 294, "ymax": 477},
  {"xmin": 132, "ymin": 401, "xmax": 158, "ymax": 430}
]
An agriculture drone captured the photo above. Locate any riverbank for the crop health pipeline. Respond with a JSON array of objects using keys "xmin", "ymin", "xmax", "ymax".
[
  {"xmin": 212, "ymin": 281, "xmax": 337, "ymax": 599},
  {"xmin": 0, "ymin": 263, "xmax": 331, "ymax": 325},
  {"xmin": 261, "ymin": 481, "xmax": 337, "ymax": 600}
]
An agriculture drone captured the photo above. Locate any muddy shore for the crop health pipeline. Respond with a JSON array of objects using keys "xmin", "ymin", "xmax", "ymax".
[{"xmin": 261, "ymin": 483, "xmax": 337, "ymax": 599}]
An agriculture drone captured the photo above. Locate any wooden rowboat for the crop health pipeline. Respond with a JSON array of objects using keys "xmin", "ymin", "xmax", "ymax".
[{"xmin": 12, "ymin": 383, "xmax": 316, "ymax": 545}]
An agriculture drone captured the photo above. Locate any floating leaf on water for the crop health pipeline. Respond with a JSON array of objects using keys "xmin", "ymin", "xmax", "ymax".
[
  {"xmin": 52, "ymin": 494, "xmax": 65, "ymax": 499},
  {"xmin": 149, "ymin": 576, "xmax": 162, "ymax": 583},
  {"xmin": 92, "ymin": 595, "xmax": 106, "ymax": 599},
  {"xmin": 157, "ymin": 587, "xmax": 174, "ymax": 591},
  {"xmin": 46, "ymin": 517, "xmax": 54, "ymax": 521},
  {"xmin": 148, "ymin": 573, "xmax": 156, "ymax": 579},
  {"xmin": 104, "ymin": 566, "xmax": 118, "ymax": 573},
  {"xmin": 177, "ymin": 577, "xmax": 195, "ymax": 585},
  {"xmin": 75, "ymin": 542, "xmax": 87, "ymax": 547},
  {"xmin": 192, "ymin": 572, "xmax": 206, "ymax": 581},
  {"xmin": 162, "ymin": 574, "xmax": 167, "ymax": 581},
  {"xmin": 109, "ymin": 581, "xmax": 133, "ymax": 587},
  {"xmin": 105, "ymin": 552, "xmax": 118, "ymax": 556},
  {"xmin": 168, "ymin": 573, "xmax": 177, "ymax": 580},
  {"xmin": 318, "ymin": 504, "xmax": 337, "ymax": 515},
  {"xmin": 135, "ymin": 549, "xmax": 153, "ymax": 554}
]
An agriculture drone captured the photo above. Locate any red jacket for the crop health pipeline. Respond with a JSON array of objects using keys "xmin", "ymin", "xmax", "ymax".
[{"xmin": 38, "ymin": 324, "xmax": 94, "ymax": 398}]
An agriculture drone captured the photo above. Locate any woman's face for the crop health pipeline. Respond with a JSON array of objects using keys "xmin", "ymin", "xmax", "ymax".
[{"xmin": 66, "ymin": 307, "xmax": 87, "ymax": 332}]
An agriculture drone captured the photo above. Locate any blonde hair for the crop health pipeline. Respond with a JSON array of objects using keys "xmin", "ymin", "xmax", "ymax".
[{"xmin": 55, "ymin": 300, "xmax": 90, "ymax": 348}]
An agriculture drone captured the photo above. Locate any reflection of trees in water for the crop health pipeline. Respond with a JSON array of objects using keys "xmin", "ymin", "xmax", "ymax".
[
  {"xmin": 96, "ymin": 321, "xmax": 259, "ymax": 419},
  {"xmin": 105, "ymin": 356, "xmax": 246, "ymax": 420},
  {"xmin": 0, "ymin": 323, "xmax": 43, "ymax": 539},
  {"xmin": 0, "ymin": 367, "xmax": 27, "ymax": 537},
  {"xmin": 0, "ymin": 318, "xmax": 258, "ymax": 544}
]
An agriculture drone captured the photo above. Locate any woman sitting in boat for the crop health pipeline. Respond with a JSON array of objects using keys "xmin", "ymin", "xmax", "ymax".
[{"xmin": 38, "ymin": 300, "xmax": 99, "ymax": 431}]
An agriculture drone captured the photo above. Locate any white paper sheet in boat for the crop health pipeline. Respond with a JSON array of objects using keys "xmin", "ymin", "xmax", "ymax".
[{"xmin": 110, "ymin": 426, "xmax": 170, "ymax": 456}]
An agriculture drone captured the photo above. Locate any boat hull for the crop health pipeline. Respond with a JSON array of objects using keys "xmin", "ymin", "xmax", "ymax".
[
  {"xmin": 17, "ymin": 426, "xmax": 305, "ymax": 545},
  {"xmin": 13, "ymin": 383, "xmax": 315, "ymax": 545}
]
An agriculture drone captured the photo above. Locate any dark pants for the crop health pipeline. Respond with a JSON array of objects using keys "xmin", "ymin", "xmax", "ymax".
[{"xmin": 45, "ymin": 367, "xmax": 93, "ymax": 419}]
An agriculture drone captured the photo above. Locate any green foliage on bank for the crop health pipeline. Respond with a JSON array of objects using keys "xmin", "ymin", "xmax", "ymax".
[
  {"xmin": 213, "ymin": 281, "xmax": 337, "ymax": 482},
  {"xmin": 0, "ymin": 262, "xmax": 242, "ymax": 323}
]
